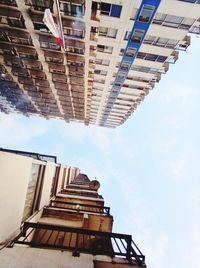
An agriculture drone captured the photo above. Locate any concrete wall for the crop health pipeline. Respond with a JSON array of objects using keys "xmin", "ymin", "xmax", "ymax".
[
  {"xmin": 0, "ymin": 152, "xmax": 57, "ymax": 244},
  {"xmin": 39, "ymin": 162, "xmax": 56, "ymax": 209},
  {"xmin": 0, "ymin": 152, "xmax": 32, "ymax": 243},
  {"xmin": 0, "ymin": 247, "xmax": 137, "ymax": 268}
]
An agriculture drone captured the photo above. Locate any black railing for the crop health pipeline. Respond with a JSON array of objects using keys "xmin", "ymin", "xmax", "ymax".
[
  {"xmin": 0, "ymin": 148, "xmax": 57, "ymax": 163},
  {"xmin": 13, "ymin": 222, "xmax": 145, "ymax": 266},
  {"xmin": 49, "ymin": 200, "xmax": 110, "ymax": 215},
  {"xmin": 60, "ymin": 189, "xmax": 103, "ymax": 199}
]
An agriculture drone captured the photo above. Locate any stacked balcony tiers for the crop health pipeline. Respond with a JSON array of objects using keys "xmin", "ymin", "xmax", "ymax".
[
  {"xmin": 0, "ymin": 0, "xmax": 200, "ymax": 127},
  {"xmin": 0, "ymin": 148, "xmax": 145, "ymax": 267}
]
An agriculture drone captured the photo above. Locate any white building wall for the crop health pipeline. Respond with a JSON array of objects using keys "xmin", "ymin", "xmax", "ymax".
[
  {"xmin": 0, "ymin": 152, "xmax": 32, "ymax": 243},
  {"xmin": 39, "ymin": 161, "xmax": 56, "ymax": 209}
]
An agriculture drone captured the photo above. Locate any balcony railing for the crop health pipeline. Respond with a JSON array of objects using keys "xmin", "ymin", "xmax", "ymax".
[
  {"xmin": 12, "ymin": 222, "xmax": 145, "ymax": 266},
  {"xmin": 60, "ymin": 189, "xmax": 103, "ymax": 199},
  {"xmin": 49, "ymin": 200, "xmax": 110, "ymax": 215}
]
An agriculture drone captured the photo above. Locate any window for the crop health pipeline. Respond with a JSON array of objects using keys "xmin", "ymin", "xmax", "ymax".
[
  {"xmin": 137, "ymin": 52, "xmax": 167, "ymax": 62},
  {"xmin": 66, "ymin": 46, "xmax": 84, "ymax": 55},
  {"xmin": 7, "ymin": 18, "xmax": 25, "ymax": 28},
  {"xmin": 60, "ymin": 1, "xmax": 85, "ymax": 17},
  {"xmin": 131, "ymin": 64, "xmax": 166, "ymax": 74},
  {"xmin": 99, "ymin": 27, "xmax": 117, "ymax": 38},
  {"xmin": 153, "ymin": 13, "xmax": 195, "ymax": 30},
  {"xmin": 94, "ymin": 69, "xmax": 107, "ymax": 76},
  {"xmin": 95, "ymin": 58, "xmax": 110, "ymax": 66},
  {"xmin": 119, "ymin": 48, "xmax": 125, "ymax": 56},
  {"xmin": 22, "ymin": 164, "xmax": 45, "ymax": 221},
  {"xmin": 100, "ymin": 2, "xmax": 122, "ymax": 17},
  {"xmin": 138, "ymin": 4, "xmax": 155, "ymax": 22},
  {"xmin": 63, "ymin": 28, "xmax": 84, "ymax": 38},
  {"xmin": 97, "ymin": 44, "xmax": 113, "ymax": 54},
  {"xmin": 125, "ymin": 47, "xmax": 136, "ymax": 57},
  {"xmin": 25, "ymin": 0, "xmax": 54, "ymax": 11},
  {"xmin": 144, "ymin": 35, "xmax": 178, "ymax": 49},
  {"xmin": 124, "ymin": 31, "xmax": 131, "ymax": 40},
  {"xmin": 131, "ymin": 29, "xmax": 145, "ymax": 43},
  {"xmin": 120, "ymin": 61, "xmax": 131, "ymax": 72},
  {"xmin": 178, "ymin": 0, "xmax": 200, "ymax": 3},
  {"xmin": 94, "ymin": 78, "xmax": 105, "ymax": 84}
]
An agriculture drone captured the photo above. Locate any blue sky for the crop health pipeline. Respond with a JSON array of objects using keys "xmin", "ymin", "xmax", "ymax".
[{"xmin": 1, "ymin": 36, "xmax": 200, "ymax": 268}]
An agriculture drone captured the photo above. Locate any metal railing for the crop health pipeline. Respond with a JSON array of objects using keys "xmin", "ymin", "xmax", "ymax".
[
  {"xmin": 12, "ymin": 222, "xmax": 145, "ymax": 266},
  {"xmin": 49, "ymin": 200, "xmax": 110, "ymax": 215},
  {"xmin": 60, "ymin": 189, "xmax": 103, "ymax": 199}
]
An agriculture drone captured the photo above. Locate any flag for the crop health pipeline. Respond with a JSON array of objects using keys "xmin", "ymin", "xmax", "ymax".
[{"xmin": 43, "ymin": 9, "xmax": 64, "ymax": 47}]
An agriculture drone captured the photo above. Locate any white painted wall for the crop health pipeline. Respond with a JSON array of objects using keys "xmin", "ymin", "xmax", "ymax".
[
  {"xmin": 0, "ymin": 152, "xmax": 32, "ymax": 243},
  {"xmin": 39, "ymin": 162, "xmax": 56, "ymax": 209}
]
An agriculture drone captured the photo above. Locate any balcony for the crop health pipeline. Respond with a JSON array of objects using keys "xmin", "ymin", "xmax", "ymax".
[
  {"xmin": 25, "ymin": 0, "xmax": 54, "ymax": 12},
  {"xmin": 52, "ymin": 73, "xmax": 68, "ymax": 83},
  {"xmin": 68, "ymin": 65, "xmax": 84, "ymax": 77},
  {"xmin": 48, "ymin": 63, "xmax": 66, "ymax": 74},
  {"xmin": 0, "ymin": 7, "xmax": 25, "ymax": 28},
  {"xmin": 0, "ymin": 0, "xmax": 17, "ymax": 6},
  {"xmin": 30, "ymin": 69, "xmax": 46, "ymax": 79},
  {"xmin": 66, "ymin": 54, "xmax": 84, "ymax": 67},
  {"xmin": 0, "ymin": 43, "xmax": 16, "ymax": 55},
  {"xmin": 22, "ymin": 59, "xmax": 42, "ymax": 70},
  {"xmin": 44, "ymin": 50, "xmax": 64, "ymax": 63},
  {"xmin": 12, "ymin": 221, "xmax": 145, "ymax": 266},
  {"xmin": 49, "ymin": 199, "xmax": 110, "ymax": 215},
  {"xmin": 59, "ymin": 0, "xmax": 85, "ymax": 17},
  {"xmin": 29, "ymin": 11, "xmax": 51, "ymax": 32},
  {"xmin": 62, "ymin": 18, "xmax": 85, "ymax": 39},
  {"xmin": 65, "ymin": 39, "xmax": 84, "ymax": 55},
  {"xmin": 39, "ymin": 34, "xmax": 61, "ymax": 51},
  {"xmin": 2, "ymin": 28, "xmax": 33, "ymax": 45},
  {"xmin": 54, "ymin": 82, "xmax": 68, "ymax": 90},
  {"xmin": 61, "ymin": 188, "xmax": 103, "ymax": 199}
]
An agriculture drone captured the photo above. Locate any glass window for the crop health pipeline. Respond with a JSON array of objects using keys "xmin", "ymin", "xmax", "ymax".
[
  {"xmin": 138, "ymin": 4, "xmax": 155, "ymax": 22},
  {"xmin": 102, "ymin": 59, "xmax": 110, "ymax": 66},
  {"xmin": 153, "ymin": 13, "xmax": 167, "ymax": 24},
  {"xmin": 126, "ymin": 47, "xmax": 136, "ymax": 57},
  {"xmin": 101, "ymin": 2, "xmax": 111, "ymax": 15},
  {"xmin": 62, "ymin": 2, "xmax": 84, "ymax": 16},
  {"xmin": 22, "ymin": 164, "xmax": 43, "ymax": 221},
  {"xmin": 178, "ymin": 0, "xmax": 200, "ymax": 3},
  {"xmin": 107, "ymin": 28, "xmax": 117, "ymax": 38},
  {"xmin": 144, "ymin": 35, "xmax": 156, "ymax": 44},
  {"xmin": 97, "ymin": 44, "xmax": 113, "ymax": 54},
  {"xmin": 110, "ymin": 4, "xmax": 122, "ymax": 17},
  {"xmin": 120, "ymin": 61, "xmax": 131, "ymax": 72},
  {"xmin": 156, "ymin": 37, "xmax": 168, "ymax": 47},
  {"xmin": 164, "ymin": 15, "xmax": 183, "ymax": 27},
  {"xmin": 100, "ymin": 2, "xmax": 122, "ymax": 17},
  {"xmin": 120, "ymin": 48, "xmax": 125, "ymax": 56},
  {"xmin": 124, "ymin": 31, "xmax": 130, "ymax": 40},
  {"xmin": 131, "ymin": 29, "xmax": 145, "ymax": 43},
  {"xmin": 99, "ymin": 26, "xmax": 108, "ymax": 36}
]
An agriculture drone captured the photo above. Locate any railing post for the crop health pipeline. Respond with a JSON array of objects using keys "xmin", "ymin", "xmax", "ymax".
[
  {"xmin": 126, "ymin": 235, "xmax": 132, "ymax": 261},
  {"xmin": 73, "ymin": 232, "xmax": 80, "ymax": 257}
]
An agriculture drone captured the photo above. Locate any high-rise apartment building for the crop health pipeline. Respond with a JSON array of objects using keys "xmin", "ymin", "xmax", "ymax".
[
  {"xmin": 0, "ymin": 148, "xmax": 145, "ymax": 267},
  {"xmin": 0, "ymin": 0, "xmax": 199, "ymax": 127}
]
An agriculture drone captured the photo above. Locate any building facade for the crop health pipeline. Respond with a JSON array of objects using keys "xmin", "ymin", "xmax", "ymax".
[
  {"xmin": 0, "ymin": 148, "xmax": 145, "ymax": 267},
  {"xmin": 0, "ymin": 0, "xmax": 200, "ymax": 127}
]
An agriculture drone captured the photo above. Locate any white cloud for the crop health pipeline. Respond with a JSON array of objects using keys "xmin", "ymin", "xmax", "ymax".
[{"xmin": 0, "ymin": 113, "xmax": 47, "ymax": 147}]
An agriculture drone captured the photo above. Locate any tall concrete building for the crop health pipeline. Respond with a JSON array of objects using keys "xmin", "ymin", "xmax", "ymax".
[
  {"xmin": 0, "ymin": 0, "xmax": 200, "ymax": 127},
  {"xmin": 0, "ymin": 148, "xmax": 145, "ymax": 267}
]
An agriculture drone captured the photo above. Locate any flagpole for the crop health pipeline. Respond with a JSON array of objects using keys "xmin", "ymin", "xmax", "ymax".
[{"xmin": 55, "ymin": 0, "xmax": 65, "ymax": 51}]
